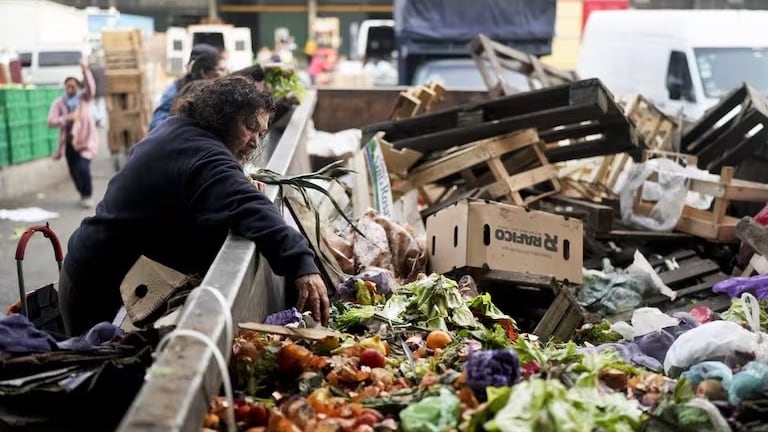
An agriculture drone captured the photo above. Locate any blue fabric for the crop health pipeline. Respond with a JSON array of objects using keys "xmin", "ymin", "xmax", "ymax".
[
  {"xmin": 0, "ymin": 314, "xmax": 56, "ymax": 353},
  {"xmin": 57, "ymin": 321, "xmax": 122, "ymax": 351},
  {"xmin": 148, "ymin": 81, "xmax": 179, "ymax": 132},
  {"xmin": 64, "ymin": 92, "xmax": 81, "ymax": 112},
  {"xmin": 682, "ymin": 361, "xmax": 733, "ymax": 390}
]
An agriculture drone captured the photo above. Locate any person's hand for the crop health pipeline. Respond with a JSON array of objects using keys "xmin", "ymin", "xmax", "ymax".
[
  {"xmin": 67, "ymin": 112, "xmax": 79, "ymax": 122},
  {"xmin": 251, "ymin": 179, "xmax": 267, "ymax": 194},
  {"xmin": 80, "ymin": 58, "xmax": 89, "ymax": 69},
  {"xmin": 295, "ymin": 274, "xmax": 330, "ymax": 327}
]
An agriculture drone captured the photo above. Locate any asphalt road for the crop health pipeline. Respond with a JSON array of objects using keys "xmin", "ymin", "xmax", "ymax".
[{"xmin": 0, "ymin": 141, "xmax": 112, "ymax": 310}]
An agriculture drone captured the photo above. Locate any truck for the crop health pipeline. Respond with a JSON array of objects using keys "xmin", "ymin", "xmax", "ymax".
[
  {"xmin": 166, "ymin": 24, "xmax": 253, "ymax": 75},
  {"xmin": 578, "ymin": 9, "xmax": 768, "ymax": 120},
  {"xmin": 394, "ymin": 0, "xmax": 557, "ymax": 86}
]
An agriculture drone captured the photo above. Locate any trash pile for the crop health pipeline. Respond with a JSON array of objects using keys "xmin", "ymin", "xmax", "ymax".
[{"xmin": 202, "ymin": 273, "xmax": 768, "ymax": 432}]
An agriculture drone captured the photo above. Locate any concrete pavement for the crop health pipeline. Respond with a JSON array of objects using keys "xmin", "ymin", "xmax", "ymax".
[{"xmin": 0, "ymin": 141, "xmax": 112, "ymax": 310}]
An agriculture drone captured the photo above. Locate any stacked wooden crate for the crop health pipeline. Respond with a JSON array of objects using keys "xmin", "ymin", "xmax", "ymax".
[{"xmin": 102, "ymin": 29, "xmax": 150, "ymax": 154}]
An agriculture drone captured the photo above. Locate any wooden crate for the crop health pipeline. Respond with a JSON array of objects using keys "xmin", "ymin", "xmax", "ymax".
[
  {"xmin": 108, "ymin": 127, "xmax": 144, "ymax": 153},
  {"xmin": 107, "ymin": 93, "xmax": 144, "ymax": 112},
  {"xmin": 389, "ymin": 81, "xmax": 445, "ymax": 121},
  {"xmin": 633, "ymin": 152, "xmax": 768, "ymax": 242},
  {"xmin": 106, "ymin": 70, "xmax": 145, "ymax": 94},
  {"xmin": 109, "ymin": 110, "xmax": 144, "ymax": 130},
  {"xmin": 401, "ymin": 129, "xmax": 561, "ymax": 207},
  {"xmin": 104, "ymin": 51, "xmax": 142, "ymax": 70},
  {"xmin": 101, "ymin": 29, "xmax": 143, "ymax": 53}
]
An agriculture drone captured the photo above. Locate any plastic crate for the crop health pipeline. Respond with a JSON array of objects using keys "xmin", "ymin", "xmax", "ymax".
[
  {"xmin": 0, "ymin": 88, "xmax": 28, "ymax": 108},
  {"xmin": 29, "ymin": 106, "xmax": 49, "ymax": 124},
  {"xmin": 31, "ymin": 125, "xmax": 47, "ymax": 144},
  {"xmin": 9, "ymin": 140, "xmax": 32, "ymax": 164},
  {"xmin": 5, "ymin": 108, "xmax": 30, "ymax": 128},
  {"xmin": 31, "ymin": 139, "xmax": 51, "ymax": 159},
  {"xmin": 8, "ymin": 125, "xmax": 32, "ymax": 145},
  {"xmin": 0, "ymin": 146, "xmax": 9, "ymax": 167},
  {"xmin": 49, "ymin": 136, "xmax": 60, "ymax": 154}
]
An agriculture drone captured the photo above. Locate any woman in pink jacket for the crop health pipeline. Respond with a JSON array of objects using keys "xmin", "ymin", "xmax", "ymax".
[{"xmin": 48, "ymin": 61, "xmax": 98, "ymax": 208}]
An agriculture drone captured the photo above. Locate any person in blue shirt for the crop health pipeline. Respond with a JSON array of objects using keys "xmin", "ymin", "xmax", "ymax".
[{"xmin": 148, "ymin": 44, "xmax": 225, "ymax": 132}]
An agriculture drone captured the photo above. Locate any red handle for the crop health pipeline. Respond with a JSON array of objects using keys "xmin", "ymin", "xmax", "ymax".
[{"xmin": 15, "ymin": 224, "xmax": 64, "ymax": 263}]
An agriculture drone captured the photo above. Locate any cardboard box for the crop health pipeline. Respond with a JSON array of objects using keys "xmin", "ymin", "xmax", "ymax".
[{"xmin": 426, "ymin": 199, "xmax": 583, "ymax": 283}]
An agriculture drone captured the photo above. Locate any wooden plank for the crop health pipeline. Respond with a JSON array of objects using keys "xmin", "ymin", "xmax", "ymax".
[
  {"xmin": 485, "ymin": 164, "xmax": 558, "ymax": 197},
  {"xmin": 406, "ymin": 129, "xmax": 540, "ymax": 187},
  {"xmin": 546, "ymin": 196, "xmax": 614, "ymax": 233},
  {"xmin": 665, "ymin": 293, "xmax": 732, "ymax": 316},
  {"xmin": 659, "ymin": 258, "xmax": 721, "ymax": 286},
  {"xmin": 462, "ymin": 268, "xmax": 558, "ymax": 290},
  {"xmin": 534, "ymin": 289, "xmax": 578, "ymax": 340},
  {"xmin": 239, "ymin": 322, "xmax": 340, "ymax": 340}
]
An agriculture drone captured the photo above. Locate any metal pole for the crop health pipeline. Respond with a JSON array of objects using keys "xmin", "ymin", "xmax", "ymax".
[
  {"xmin": 308, "ymin": 0, "xmax": 317, "ymax": 40},
  {"xmin": 208, "ymin": 0, "xmax": 218, "ymax": 22}
]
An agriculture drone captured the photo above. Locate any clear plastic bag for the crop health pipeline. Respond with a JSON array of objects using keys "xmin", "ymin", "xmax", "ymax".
[
  {"xmin": 663, "ymin": 320, "xmax": 756, "ymax": 375},
  {"xmin": 620, "ymin": 159, "xmax": 689, "ymax": 231}
]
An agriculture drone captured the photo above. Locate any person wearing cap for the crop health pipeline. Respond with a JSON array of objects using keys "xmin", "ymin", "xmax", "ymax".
[{"xmin": 149, "ymin": 44, "xmax": 225, "ymax": 132}]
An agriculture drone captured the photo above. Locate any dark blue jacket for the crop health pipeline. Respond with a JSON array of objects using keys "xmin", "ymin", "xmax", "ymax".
[
  {"xmin": 65, "ymin": 116, "xmax": 318, "ymax": 293},
  {"xmin": 148, "ymin": 81, "xmax": 178, "ymax": 132}
]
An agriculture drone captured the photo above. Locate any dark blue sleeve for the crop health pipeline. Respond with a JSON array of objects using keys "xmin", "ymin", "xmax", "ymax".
[
  {"xmin": 185, "ymin": 147, "xmax": 319, "ymax": 282},
  {"xmin": 149, "ymin": 84, "xmax": 178, "ymax": 132}
]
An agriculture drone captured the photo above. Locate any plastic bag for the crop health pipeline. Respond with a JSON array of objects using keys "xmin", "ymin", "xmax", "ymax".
[
  {"xmin": 713, "ymin": 275, "xmax": 768, "ymax": 300},
  {"xmin": 611, "ymin": 308, "xmax": 680, "ymax": 340},
  {"xmin": 663, "ymin": 320, "xmax": 759, "ymax": 376},
  {"xmin": 577, "ymin": 251, "xmax": 676, "ymax": 315},
  {"xmin": 754, "ymin": 202, "xmax": 768, "ymax": 226},
  {"xmin": 681, "ymin": 361, "xmax": 734, "ymax": 390},
  {"xmin": 620, "ymin": 159, "xmax": 690, "ymax": 231},
  {"xmin": 730, "ymin": 361, "xmax": 768, "ymax": 405},
  {"xmin": 399, "ymin": 387, "xmax": 460, "ymax": 432}
]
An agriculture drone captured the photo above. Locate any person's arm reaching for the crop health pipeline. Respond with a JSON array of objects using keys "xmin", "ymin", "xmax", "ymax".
[
  {"xmin": 80, "ymin": 61, "xmax": 95, "ymax": 101},
  {"xmin": 185, "ymin": 146, "xmax": 330, "ymax": 324}
]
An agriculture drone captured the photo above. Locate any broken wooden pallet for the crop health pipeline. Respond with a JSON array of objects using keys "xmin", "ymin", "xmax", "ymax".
[
  {"xmin": 634, "ymin": 161, "xmax": 768, "ymax": 242},
  {"xmin": 682, "ymin": 83, "xmax": 768, "ymax": 172},
  {"xmin": 469, "ymin": 34, "xmax": 578, "ymax": 97},
  {"xmin": 398, "ymin": 129, "xmax": 560, "ymax": 206},
  {"xmin": 363, "ymin": 79, "xmax": 640, "ymax": 163},
  {"xmin": 389, "ymin": 81, "xmax": 446, "ymax": 121}
]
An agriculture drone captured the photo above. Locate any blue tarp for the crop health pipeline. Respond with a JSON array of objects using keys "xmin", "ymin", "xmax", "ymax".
[
  {"xmin": 394, "ymin": 0, "xmax": 556, "ymax": 43},
  {"xmin": 88, "ymin": 12, "xmax": 154, "ymax": 38}
]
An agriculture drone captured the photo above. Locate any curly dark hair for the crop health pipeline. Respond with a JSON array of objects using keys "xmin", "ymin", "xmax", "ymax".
[
  {"xmin": 171, "ymin": 75, "xmax": 274, "ymax": 143},
  {"xmin": 231, "ymin": 64, "xmax": 265, "ymax": 82}
]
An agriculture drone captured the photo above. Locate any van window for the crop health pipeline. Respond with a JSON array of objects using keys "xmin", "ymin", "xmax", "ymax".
[
  {"xmin": 19, "ymin": 52, "xmax": 32, "ymax": 68},
  {"xmin": 191, "ymin": 33, "xmax": 225, "ymax": 52},
  {"xmin": 39, "ymin": 51, "xmax": 81, "ymax": 67},
  {"xmin": 694, "ymin": 47, "xmax": 768, "ymax": 99},
  {"xmin": 172, "ymin": 40, "xmax": 183, "ymax": 51},
  {"xmin": 666, "ymin": 51, "xmax": 695, "ymax": 102}
]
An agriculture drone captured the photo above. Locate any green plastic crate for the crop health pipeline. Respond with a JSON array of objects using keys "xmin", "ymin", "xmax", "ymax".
[
  {"xmin": 29, "ymin": 106, "xmax": 49, "ymax": 123},
  {"xmin": 0, "ymin": 88, "xmax": 28, "ymax": 108},
  {"xmin": 28, "ymin": 89, "xmax": 50, "ymax": 107},
  {"xmin": 31, "ymin": 139, "xmax": 51, "ymax": 159},
  {"xmin": 5, "ymin": 108, "xmax": 30, "ymax": 128},
  {"xmin": 49, "ymin": 136, "xmax": 60, "ymax": 153},
  {"xmin": 31, "ymin": 126, "xmax": 47, "ymax": 144},
  {"xmin": 8, "ymin": 125, "xmax": 32, "ymax": 145},
  {"xmin": 9, "ymin": 140, "xmax": 32, "ymax": 164},
  {"xmin": 0, "ymin": 146, "xmax": 9, "ymax": 167}
]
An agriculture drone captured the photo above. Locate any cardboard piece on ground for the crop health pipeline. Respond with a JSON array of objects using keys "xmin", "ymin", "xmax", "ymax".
[
  {"xmin": 120, "ymin": 256, "xmax": 196, "ymax": 327},
  {"xmin": 426, "ymin": 199, "xmax": 584, "ymax": 283},
  {"xmin": 350, "ymin": 151, "xmax": 372, "ymax": 218},
  {"xmin": 393, "ymin": 189, "xmax": 426, "ymax": 239},
  {"xmin": 239, "ymin": 322, "xmax": 340, "ymax": 341}
]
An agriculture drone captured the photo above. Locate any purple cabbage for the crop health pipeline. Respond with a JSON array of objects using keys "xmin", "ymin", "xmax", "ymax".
[
  {"xmin": 463, "ymin": 349, "xmax": 520, "ymax": 400},
  {"xmin": 334, "ymin": 268, "xmax": 394, "ymax": 302},
  {"xmin": 264, "ymin": 307, "xmax": 303, "ymax": 326}
]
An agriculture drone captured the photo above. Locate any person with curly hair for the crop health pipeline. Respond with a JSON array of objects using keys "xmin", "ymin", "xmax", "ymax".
[{"xmin": 60, "ymin": 75, "xmax": 329, "ymax": 336}]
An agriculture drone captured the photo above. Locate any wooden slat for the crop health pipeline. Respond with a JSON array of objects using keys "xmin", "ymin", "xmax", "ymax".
[
  {"xmin": 239, "ymin": 322, "xmax": 339, "ymax": 340},
  {"xmin": 660, "ymin": 259, "xmax": 721, "ymax": 286}
]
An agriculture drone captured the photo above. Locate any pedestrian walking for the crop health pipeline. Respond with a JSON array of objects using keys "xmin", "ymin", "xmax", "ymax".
[{"xmin": 47, "ymin": 60, "xmax": 98, "ymax": 209}]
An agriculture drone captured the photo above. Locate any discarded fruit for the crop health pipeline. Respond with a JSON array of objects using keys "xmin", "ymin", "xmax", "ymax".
[
  {"xmin": 359, "ymin": 348, "xmax": 387, "ymax": 368},
  {"xmin": 426, "ymin": 330, "xmax": 451, "ymax": 349},
  {"xmin": 203, "ymin": 413, "xmax": 220, "ymax": 429}
]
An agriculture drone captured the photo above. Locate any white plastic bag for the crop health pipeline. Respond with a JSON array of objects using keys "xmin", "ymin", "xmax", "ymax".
[
  {"xmin": 664, "ymin": 320, "xmax": 758, "ymax": 375},
  {"xmin": 626, "ymin": 250, "xmax": 677, "ymax": 300},
  {"xmin": 611, "ymin": 307, "xmax": 680, "ymax": 340},
  {"xmin": 620, "ymin": 159, "xmax": 689, "ymax": 231}
]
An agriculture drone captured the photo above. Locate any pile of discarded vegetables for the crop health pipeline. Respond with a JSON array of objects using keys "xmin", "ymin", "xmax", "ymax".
[{"xmin": 202, "ymin": 273, "xmax": 768, "ymax": 432}]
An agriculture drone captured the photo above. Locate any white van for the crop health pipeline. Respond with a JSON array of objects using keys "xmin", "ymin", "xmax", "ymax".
[
  {"xmin": 578, "ymin": 10, "xmax": 768, "ymax": 120},
  {"xmin": 18, "ymin": 45, "xmax": 85, "ymax": 87},
  {"xmin": 166, "ymin": 25, "xmax": 252, "ymax": 75}
]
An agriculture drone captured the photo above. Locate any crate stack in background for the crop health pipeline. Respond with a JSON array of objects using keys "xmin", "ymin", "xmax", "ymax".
[
  {"xmin": 0, "ymin": 87, "xmax": 59, "ymax": 167},
  {"xmin": 102, "ymin": 29, "xmax": 150, "ymax": 154}
]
